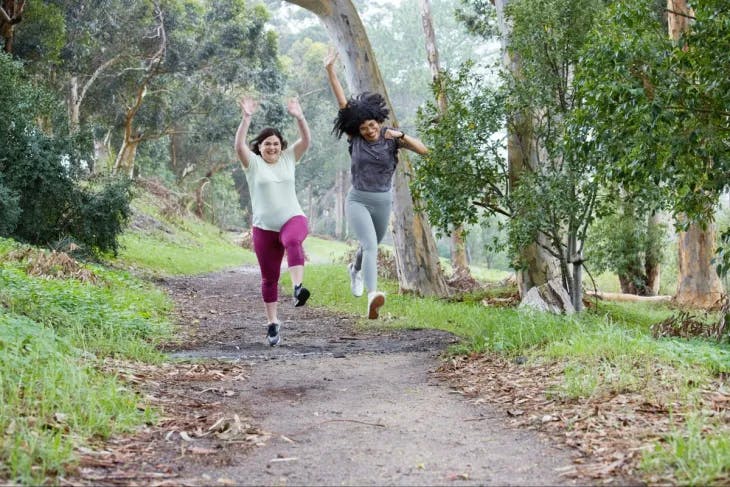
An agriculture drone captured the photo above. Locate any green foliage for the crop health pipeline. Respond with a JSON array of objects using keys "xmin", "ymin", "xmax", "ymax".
[
  {"xmin": 0, "ymin": 52, "xmax": 132, "ymax": 253},
  {"xmin": 0, "ymin": 235, "xmax": 172, "ymax": 483},
  {"xmin": 575, "ymin": 0, "xmax": 730, "ymax": 223},
  {"xmin": 586, "ymin": 202, "xmax": 668, "ymax": 294},
  {"xmin": 415, "ymin": 62, "xmax": 508, "ymax": 232},
  {"xmin": 455, "ymin": 0, "xmax": 499, "ymax": 38},
  {"xmin": 12, "ymin": 0, "xmax": 66, "ymax": 63}
]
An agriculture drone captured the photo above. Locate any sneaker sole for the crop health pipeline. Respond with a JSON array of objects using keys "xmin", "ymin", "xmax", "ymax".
[
  {"xmin": 368, "ymin": 294, "xmax": 385, "ymax": 319},
  {"xmin": 294, "ymin": 288, "xmax": 310, "ymax": 307}
]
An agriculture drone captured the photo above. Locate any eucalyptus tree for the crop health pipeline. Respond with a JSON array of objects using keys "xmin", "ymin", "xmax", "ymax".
[
  {"xmin": 575, "ymin": 0, "xmax": 729, "ymax": 307},
  {"xmin": 417, "ymin": 0, "xmax": 471, "ymax": 278},
  {"xmin": 284, "ymin": 0, "xmax": 448, "ymax": 296},
  {"xmin": 452, "ymin": 0, "xmax": 565, "ymax": 298},
  {"xmin": 417, "ymin": 0, "xmax": 606, "ymax": 309}
]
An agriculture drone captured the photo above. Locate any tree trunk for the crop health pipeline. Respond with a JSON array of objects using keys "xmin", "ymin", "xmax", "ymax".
[
  {"xmin": 287, "ymin": 0, "xmax": 448, "ymax": 296},
  {"xmin": 92, "ymin": 129, "xmax": 112, "ymax": 174},
  {"xmin": 335, "ymin": 169, "xmax": 345, "ymax": 239},
  {"xmin": 307, "ymin": 184, "xmax": 315, "ymax": 231},
  {"xmin": 645, "ymin": 212, "xmax": 662, "ymax": 295},
  {"xmin": 675, "ymin": 220, "xmax": 723, "ymax": 308},
  {"xmin": 494, "ymin": 0, "xmax": 561, "ymax": 298},
  {"xmin": 0, "ymin": 0, "xmax": 25, "ymax": 54},
  {"xmin": 68, "ymin": 76, "xmax": 81, "ymax": 133},
  {"xmin": 68, "ymin": 56, "xmax": 119, "ymax": 133},
  {"xmin": 418, "ymin": 0, "xmax": 471, "ymax": 280},
  {"xmin": 114, "ymin": 138, "xmax": 140, "ymax": 179},
  {"xmin": 668, "ymin": 0, "xmax": 723, "ymax": 308}
]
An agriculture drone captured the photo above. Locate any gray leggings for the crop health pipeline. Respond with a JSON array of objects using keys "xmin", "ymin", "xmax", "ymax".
[{"xmin": 346, "ymin": 188, "xmax": 392, "ymax": 293}]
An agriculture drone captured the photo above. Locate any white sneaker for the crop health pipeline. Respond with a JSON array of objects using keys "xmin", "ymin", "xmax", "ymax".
[
  {"xmin": 348, "ymin": 263, "xmax": 364, "ymax": 297},
  {"xmin": 367, "ymin": 291, "xmax": 385, "ymax": 319}
]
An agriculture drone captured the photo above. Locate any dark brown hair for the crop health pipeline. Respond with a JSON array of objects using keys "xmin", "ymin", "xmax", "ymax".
[{"xmin": 250, "ymin": 127, "xmax": 288, "ymax": 155}]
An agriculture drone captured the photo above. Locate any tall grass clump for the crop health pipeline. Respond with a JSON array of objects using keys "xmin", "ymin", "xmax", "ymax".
[
  {"xmin": 641, "ymin": 413, "xmax": 730, "ymax": 485},
  {"xmin": 0, "ymin": 313, "xmax": 151, "ymax": 484},
  {"xmin": 0, "ymin": 265, "xmax": 171, "ymax": 360},
  {"xmin": 0, "ymin": 237, "xmax": 172, "ymax": 482}
]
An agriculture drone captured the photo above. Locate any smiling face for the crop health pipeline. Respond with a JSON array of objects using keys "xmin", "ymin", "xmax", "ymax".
[
  {"xmin": 358, "ymin": 119, "xmax": 381, "ymax": 142},
  {"xmin": 259, "ymin": 135, "xmax": 282, "ymax": 164}
]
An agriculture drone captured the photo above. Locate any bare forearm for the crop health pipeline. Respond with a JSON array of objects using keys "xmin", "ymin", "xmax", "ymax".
[
  {"xmin": 235, "ymin": 114, "xmax": 252, "ymax": 167},
  {"xmin": 401, "ymin": 133, "xmax": 428, "ymax": 155},
  {"xmin": 326, "ymin": 66, "xmax": 348, "ymax": 108},
  {"xmin": 292, "ymin": 115, "xmax": 311, "ymax": 160}
]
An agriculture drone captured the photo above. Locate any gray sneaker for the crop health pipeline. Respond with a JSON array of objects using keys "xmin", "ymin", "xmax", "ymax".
[
  {"xmin": 267, "ymin": 323, "xmax": 280, "ymax": 346},
  {"xmin": 293, "ymin": 285, "xmax": 310, "ymax": 307},
  {"xmin": 348, "ymin": 263, "xmax": 364, "ymax": 297}
]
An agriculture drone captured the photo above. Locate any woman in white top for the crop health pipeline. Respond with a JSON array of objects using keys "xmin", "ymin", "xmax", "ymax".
[{"xmin": 234, "ymin": 96, "xmax": 311, "ymax": 346}]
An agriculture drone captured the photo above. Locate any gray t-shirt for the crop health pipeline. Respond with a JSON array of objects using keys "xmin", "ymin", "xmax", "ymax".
[{"xmin": 349, "ymin": 127, "xmax": 403, "ymax": 192}]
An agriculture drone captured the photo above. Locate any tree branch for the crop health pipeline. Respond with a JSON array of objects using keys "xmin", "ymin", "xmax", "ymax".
[
  {"xmin": 665, "ymin": 8, "xmax": 695, "ymax": 21},
  {"xmin": 79, "ymin": 55, "xmax": 121, "ymax": 106},
  {"xmin": 0, "ymin": 6, "xmax": 11, "ymax": 23}
]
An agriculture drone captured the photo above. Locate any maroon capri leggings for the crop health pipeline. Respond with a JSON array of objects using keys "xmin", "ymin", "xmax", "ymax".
[{"xmin": 252, "ymin": 215, "xmax": 308, "ymax": 303}]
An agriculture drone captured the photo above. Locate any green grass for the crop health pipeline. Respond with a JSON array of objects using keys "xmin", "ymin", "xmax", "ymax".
[
  {"xmin": 112, "ymin": 194, "xmax": 256, "ymax": 276},
  {"xmin": 0, "ymin": 312, "xmax": 152, "ymax": 485},
  {"xmin": 304, "ymin": 236, "xmax": 352, "ymax": 264},
  {"xmin": 641, "ymin": 413, "xmax": 730, "ymax": 485},
  {"xmin": 0, "ymin": 237, "xmax": 168, "ymax": 483}
]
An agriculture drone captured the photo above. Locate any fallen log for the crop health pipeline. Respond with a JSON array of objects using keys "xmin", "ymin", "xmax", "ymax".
[{"xmin": 585, "ymin": 291, "xmax": 672, "ymax": 303}]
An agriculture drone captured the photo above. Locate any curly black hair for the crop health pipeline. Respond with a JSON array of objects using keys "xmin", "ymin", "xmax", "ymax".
[
  {"xmin": 332, "ymin": 92, "xmax": 389, "ymax": 139},
  {"xmin": 250, "ymin": 127, "xmax": 288, "ymax": 155}
]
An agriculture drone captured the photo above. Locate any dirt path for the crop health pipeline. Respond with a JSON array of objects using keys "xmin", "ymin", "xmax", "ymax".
[
  {"xmin": 72, "ymin": 266, "xmax": 590, "ymax": 486},
  {"xmin": 126, "ymin": 266, "xmax": 582, "ymax": 486}
]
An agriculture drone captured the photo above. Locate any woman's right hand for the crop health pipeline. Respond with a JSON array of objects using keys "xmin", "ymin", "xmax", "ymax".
[
  {"xmin": 324, "ymin": 46, "xmax": 338, "ymax": 69},
  {"xmin": 239, "ymin": 96, "xmax": 258, "ymax": 117}
]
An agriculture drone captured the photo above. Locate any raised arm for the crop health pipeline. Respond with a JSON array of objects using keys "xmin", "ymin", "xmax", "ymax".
[
  {"xmin": 324, "ymin": 47, "xmax": 348, "ymax": 109},
  {"xmin": 287, "ymin": 97, "xmax": 310, "ymax": 161},
  {"xmin": 234, "ymin": 96, "xmax": 258, "ymax": 169},
  {"xmin": 385, "ymin": 128, "xmax": 429, "ymax": 156}
]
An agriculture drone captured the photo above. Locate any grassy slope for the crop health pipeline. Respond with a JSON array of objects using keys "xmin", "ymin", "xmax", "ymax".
[{"xmin": 0, "ymin": 194, "xmax": 256, "ymax": 484}]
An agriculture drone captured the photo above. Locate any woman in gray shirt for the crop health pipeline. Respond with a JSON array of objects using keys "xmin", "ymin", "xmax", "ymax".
[{"xmin": 324, "ymin": 48, "xmax": 428, "ymax": 319}]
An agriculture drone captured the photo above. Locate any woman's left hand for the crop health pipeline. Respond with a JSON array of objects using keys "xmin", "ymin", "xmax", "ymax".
[
  {"xmin": 287, "ymin": 97, "xmax": 304, "ymax": 119},
  {"xmin": 384, "ymin": 128, "xmax": 404, "ymax": 140}
]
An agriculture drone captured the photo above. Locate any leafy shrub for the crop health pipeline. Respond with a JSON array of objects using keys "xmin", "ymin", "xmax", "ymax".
[{"xmin": 0, "ymin": 52, "xmax": 131, "ymax": 253}]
